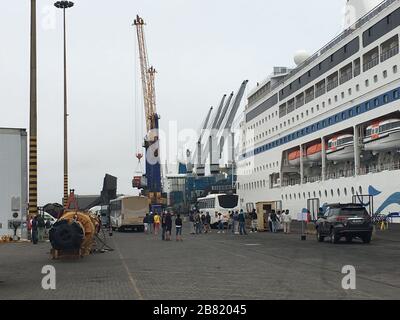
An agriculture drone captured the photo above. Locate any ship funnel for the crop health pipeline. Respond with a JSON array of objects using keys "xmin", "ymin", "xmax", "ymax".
[{"xmin": 344, "ymin": 0, "xmax": 382, "ymax": 29}]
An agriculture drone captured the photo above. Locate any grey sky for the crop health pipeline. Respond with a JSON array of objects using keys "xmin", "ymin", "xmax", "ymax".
[{"xmin": 0, "ymin": 0, "xmax": 344, "ymax": 205}]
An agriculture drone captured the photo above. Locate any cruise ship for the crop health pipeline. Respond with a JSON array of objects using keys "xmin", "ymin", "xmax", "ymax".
[{"xmin": 237, "ymin": 0, "xmax": 400, "ymax": 220}]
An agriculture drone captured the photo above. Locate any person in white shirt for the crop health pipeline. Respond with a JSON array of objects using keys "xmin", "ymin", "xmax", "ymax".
[{"xmin": 282, "ymin": 210, "xmax": 292, "ymax": 234}]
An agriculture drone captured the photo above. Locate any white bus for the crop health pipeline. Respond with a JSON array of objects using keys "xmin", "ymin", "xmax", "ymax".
[
  {"xmin": 196, "ymin": 194, "xmax": 239, "ymax": 227},
  {"xmin": 109, "ymin": 196, "xmax": 149, "ymax": 232}
]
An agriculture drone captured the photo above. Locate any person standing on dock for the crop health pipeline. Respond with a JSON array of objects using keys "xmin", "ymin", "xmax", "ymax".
[
  {"xmin": 148, "ymin": 212, "xmax": 154, "ymax": 234},
  {"xmin": 165, "ymin": 211, "xmax": 173, "ymax": 241},
  {"xmin": 154, "ymin": 212, "xmax": 161, "ymax": 235},
  {"xmin": 217, "ymin": 213, "xmax": 224, "ymax": 234},
  {"xmin": 233, "ymin": 211, "xmax": 239, "ymax": 234},
  {"xmin": 282, "ymin": 210, "xmax": 292, "ymax": 234},
  {"xmin": 201, "ymin": 213, "xmax": 206, "ymax": 233},
  {"xmin": 250, "ymin": 209, "xmax": 258, "ymax": 233},
  {"xmin": 189, "ymin": 210, "xmax": 195, "ymax": 234},
  {"xmin": 161, "ymin": 212, "xmax": 167, "ymax": 240},
  {"xmin": 31, "ymin": 215, "xmax": 39, "ymax": 245},
  {"xmin": 37, "ymin": 214, "xmax": 45, "ymax": 242},
  {"xmin": 195, "ymin": 212, "xmax": 202, "ymax": 234},
  {"xmin": 205, "ymin": 212, "xmax": 211, "ymax": 234},
  {"xmin": 175, "ymin": 214, "xmax": 183, "ymax": 241},
  {"xmin": 238, "ymin": 209, "xmax": 247, "ymax": 235},
  {"xmin": 270, "ymin": 210, "xmax": 278, "ymax": 233}
]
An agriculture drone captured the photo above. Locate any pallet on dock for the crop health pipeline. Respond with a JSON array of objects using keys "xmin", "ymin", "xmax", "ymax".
[{"xmin": 50, "ymin": 248, "xmax": 82, "ymax": 260}]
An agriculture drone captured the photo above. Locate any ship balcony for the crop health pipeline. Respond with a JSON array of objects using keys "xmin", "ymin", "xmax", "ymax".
[
  {"xmin": 363, "ymin": 56, "xmax": 379, "ymax": 72},
  {"xmin": 315, "ymin": 86, "xmax": 326, "ymax": 98},
  {"xmin": 380, "ymin": 45, "xmax": 399, "ymax": 63},
  {"xmin": 326, "ymin": 79, "xmax": 339, "ymax": 92},
  {"xmin": 305, "ymin": 91, "xmax": 315, "ymax": 104},
  {"xmin": 287, "ymin": 100, "xmax": 295, "ymax": 113},
  {"xmin": 353, "ymin": 66, "xmax": 361, "ymax": 77},
  {"xmin": 295, "ymin": 96, "xmax": 305, "ymax": 108},
  {"xmin": 339, "ymin": 70, "xmax": 353, "ymax": 85}
]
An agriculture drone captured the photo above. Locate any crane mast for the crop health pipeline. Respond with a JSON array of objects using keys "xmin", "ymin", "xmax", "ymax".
[
  {"xmin": 134, "ymin": 15, "xmax": 157, "ymax": 133},
  {"xmin": 133, "ymin": 15, "xmax": 163, "ymax": 204}
]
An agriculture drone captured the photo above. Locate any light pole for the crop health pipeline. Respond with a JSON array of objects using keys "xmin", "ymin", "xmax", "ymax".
[
  {"xmin": 54, "ymin": 1, "xmax": 74, "ymax": 206},
  {"xmin": 29, "ymin": 0, "xmax": 38, "ymax": 219}
]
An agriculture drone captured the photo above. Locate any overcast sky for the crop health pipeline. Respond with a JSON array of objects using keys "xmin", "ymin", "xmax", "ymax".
[{"xmin": 0, "ymin": 0, "xmax": 345, "ymax": 205}]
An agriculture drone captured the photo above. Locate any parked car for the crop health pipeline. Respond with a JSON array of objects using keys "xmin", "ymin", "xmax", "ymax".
[{"xmin": 315, "ymin": 203, "xmax": 373, "ymax": 244}]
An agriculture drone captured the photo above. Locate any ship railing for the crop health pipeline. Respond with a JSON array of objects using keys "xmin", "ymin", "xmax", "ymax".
[
  {"xmin": 315, "ymin": 86, "xmax": 326, "ymax": 98},
  {"xmin": 305, "ymin": 92, "xmax": 315, "ymax": 104},
  {"xmin": 363, "ymin": 56, "xmax": 379, "ymax": 72},
  {"xmin": 359, "ymin": 162, "xmax": 400, "ymax": 175},
  {"xmin": 281, "ymin": 179, "xmax": 301, "ymax": 187},
  {"xmin": 295, "ymin": 97, "xmax": 305, "ymax": 108},
  {"xmin": 380, "ymin": 45, "xmax": 399, "ymax": 62},
  {"xmin": 326, "ymin": 169, "xmax": 355, "ymax": 180},
  {"xmin": 326, "ymin": 79, "xmax": 339, "ymax": 92},
  {"xmin": 303, "ymin": 176, "xmax": 322, "ymax": 184},
  {"xmin": 339, "ymin": 71, "xmax": 353, "ymax": 85}
]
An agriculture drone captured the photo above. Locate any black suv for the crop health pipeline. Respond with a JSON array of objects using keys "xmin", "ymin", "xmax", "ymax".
[{"xmin": 315, "ymin": 204, "xmax": 373, "ymax": 244}]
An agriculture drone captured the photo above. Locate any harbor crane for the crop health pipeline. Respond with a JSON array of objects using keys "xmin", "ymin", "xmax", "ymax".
[{"xmin": 133, "ymin": 15, "xmax": 163, "ymax": 208}]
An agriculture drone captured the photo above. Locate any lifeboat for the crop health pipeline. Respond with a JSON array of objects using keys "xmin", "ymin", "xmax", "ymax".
[
  {"xmin": 326, "ymin": 134, "xmax": 354, "ymax": 161},
  {"xmin": 363, "ymin": 119, "xmax": 400, "ymax": 153},
  {"xmin": 305, "ymin": 143, "xmax": 323, "ymax": 163},
  {"xmin": 288, "ymin": 150, "xmax": 301, "ymax": 166}
]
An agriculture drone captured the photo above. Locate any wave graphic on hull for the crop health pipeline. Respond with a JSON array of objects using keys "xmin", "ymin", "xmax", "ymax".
[{"xmin": 365, "ymin": 186, "xmax": 400, "ymax": 214}]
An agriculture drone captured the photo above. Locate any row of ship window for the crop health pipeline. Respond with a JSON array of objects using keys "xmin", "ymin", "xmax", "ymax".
[
  {"xmin": 243, "ymin": 64, "xmax": 399, "ymax": 148},
  {"xmin": 281, "ymin": 186, "xmax": 364, "ymax": 201},
  {"xmin": 239, "ymin": 181, "xmax": 364, "ymax": 201},
  {"xmin": 238, "ymin": 161, "xmax": 280, "ymax": 175}
]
